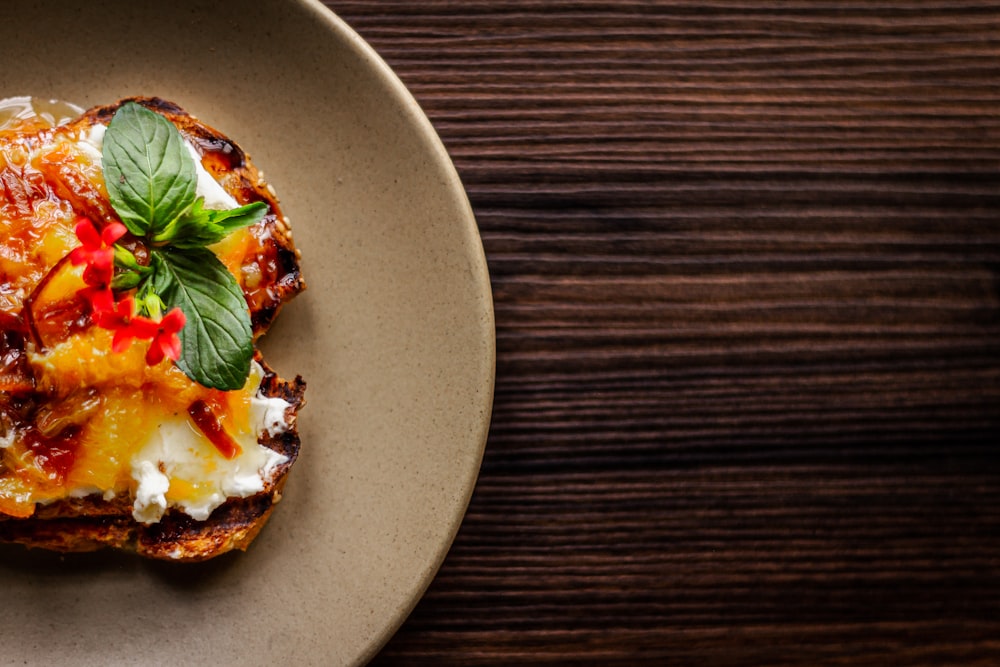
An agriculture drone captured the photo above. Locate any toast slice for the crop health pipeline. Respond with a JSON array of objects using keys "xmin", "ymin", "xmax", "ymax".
[
  {"xmin": 0, "ymin": 355, "xmax": 305, "ymax": 560},
  {"xmin": 0, "ymin": 97, "xmax": 306, "ymax": 561}
]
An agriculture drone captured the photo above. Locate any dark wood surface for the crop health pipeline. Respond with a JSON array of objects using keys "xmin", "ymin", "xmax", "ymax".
[{"xmin": 325, "ymin": 2, "xmax": 1000, "ymax": 664}]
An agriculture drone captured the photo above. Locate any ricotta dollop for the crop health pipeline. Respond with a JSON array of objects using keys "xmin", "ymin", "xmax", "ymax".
[{"xmin": 130, "ymin": 362, "xmax": 292, "ymax": 523}]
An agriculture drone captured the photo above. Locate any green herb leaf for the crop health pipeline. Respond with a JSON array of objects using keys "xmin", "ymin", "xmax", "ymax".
[
  {"xmin": 152, "ymin": 197, "xmax": 267, "ymax": 248},
  {"xmin": 204, "ymin": 200, "xmax": 269, "ymax": 234},
  {"xmin": 99, "ymin": 101, "xmax": 268, "ymax": 390},
  {"xmin": 103, "ymin": 102, "xmax": 197, "ymax": 237},
  {"xmin": 148, "ymin": 247, "xmax": 253, "ymax": 391}
]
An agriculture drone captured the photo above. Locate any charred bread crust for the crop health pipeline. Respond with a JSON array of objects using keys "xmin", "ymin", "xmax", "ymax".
[
  {"xmin": 0, "ymin": 98, "xmax": 307, "ymax": 561},
  {"xmin": 0, "ymin": 356, "xmax": 306, "ymax": 562}
]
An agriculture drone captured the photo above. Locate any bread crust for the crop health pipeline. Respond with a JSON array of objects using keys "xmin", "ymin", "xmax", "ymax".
[{"xmin": 0, "ymin": 98, "xmax": 306, "ymax": 561}]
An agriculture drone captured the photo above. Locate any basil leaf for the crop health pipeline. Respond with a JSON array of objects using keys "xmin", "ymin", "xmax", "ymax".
[
  {"xmin": 205, "ymin": 200, "xmax": 268, "ymax": 233},
  {"xmin": 149, "ymin": 247, "xmax": 253, "ymax": 391},
  {"xmin": 153, "ymin": 198, "xmax": 268, "ymax": 248},
  {"xmin": 103, "ymin": 102, "xmax": 197, "ymax": 237}
]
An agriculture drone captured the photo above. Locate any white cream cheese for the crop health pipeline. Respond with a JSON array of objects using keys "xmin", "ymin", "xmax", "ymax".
[
  {"xmin": 129, "ymin": 362, "xmax": 292, "ymax": 524},
  {"xmin": 75, "ymin": 123, "xmax": 105, "ymax": 162},
  {"xmin": 184, "ymin": 141, "xmax": 239, "ymax": 209},
  {"xmin": 132, "ymin": 460, "xmax": 170, "ymax": 524},
  {"xmin": 252, "ymin": 392, "xmax": 293, "ymax": 437}
]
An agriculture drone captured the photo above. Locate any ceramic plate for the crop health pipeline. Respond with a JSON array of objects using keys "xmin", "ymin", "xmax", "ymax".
[{"xmin": 0, "ymin": 1, "xmax": 494, "ymax": 664}]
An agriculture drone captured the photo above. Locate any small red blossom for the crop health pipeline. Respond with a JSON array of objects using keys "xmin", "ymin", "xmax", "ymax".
[
  {"xmin": 70, "ymin": 217, "xmax": 127, "ymax": 315},
  {"xmin": 145, "ymin": 307, "xmax": 186, "ymax": 365},
  {"xmin": 93, "ymin": 296, "xmax": 158, "ymax": 354},
  {"xmin": 69, "ymin": 217, "xmax": 126, "ymax": 273},
  {"xmin": 81, "ymin": 261, "xmax": 112, "ymax": 288},
  {"xmin": 78, "ymin": 258, "xmax": 115, "ymax": 315},
  {"xmin": 93, "ymin": 297, "xmax": 185, "ymax": 366},
  {"xmin": 78, "ymin": 284, "xmax": 115, "ymax": 314}
]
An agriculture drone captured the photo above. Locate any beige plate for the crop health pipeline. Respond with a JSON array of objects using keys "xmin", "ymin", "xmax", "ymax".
[{"xmin": 0, "ymin": 1, "xmax": 494, "ymax": 665}]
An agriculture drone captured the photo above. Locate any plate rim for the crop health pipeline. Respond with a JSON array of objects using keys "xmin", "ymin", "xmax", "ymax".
[{"xmin": 299, "ymin": 1, "xmax": 496, "ymax": 660}]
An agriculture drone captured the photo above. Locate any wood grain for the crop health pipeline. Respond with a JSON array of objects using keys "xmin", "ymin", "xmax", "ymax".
[{"xmin": 326, "ymin": 2, "xmax": 1000, "ymax": 664}]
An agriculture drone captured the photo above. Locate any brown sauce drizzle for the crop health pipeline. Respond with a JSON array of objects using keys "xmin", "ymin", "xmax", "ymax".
[{"xmin": 187, "ymin": 399, "xmax": 242, "ymax": 460}]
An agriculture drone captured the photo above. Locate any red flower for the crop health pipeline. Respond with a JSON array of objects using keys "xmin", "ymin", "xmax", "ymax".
[
  {"xmin": 70, "ymin": 217, "xmax": 127, "ymax": 315},
  {"xmin": 95, "ymin": 298, "xmax": 185, "ymax": 365},
  {"xmin": 145, "ymin": 307, "xmax": 186, "ymax": 365},
  {"xmin": 93, "ymin": 296, "xmax": 159, "ymax": 354},
  {"xmin": 78, "ymin": 283, "xmax": 115, "ymax": 314},
  {"xmin": 69, "ymin": 217, "xmax": 126, "ymax": 275}
]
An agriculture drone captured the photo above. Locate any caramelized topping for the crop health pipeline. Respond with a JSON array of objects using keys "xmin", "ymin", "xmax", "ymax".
[
  {"xmin": 23, "ymin": 425, "xmax": 80, "ymax": 482},
  {"xmin": 0, "ymin": 98, "xmax": 299, "ymax": 520},
  {"xmin": 187, "ymin": 399, "xmax": 242, "ymax": 460},
  {"xmin": 0, "ymin": 328, "xmax": 33, "ymax": 393}
]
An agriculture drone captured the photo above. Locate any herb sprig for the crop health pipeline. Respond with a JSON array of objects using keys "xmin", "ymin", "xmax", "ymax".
[{"xmin": 80, "ymin": 102, "xmax": 265, "ymax": 390}]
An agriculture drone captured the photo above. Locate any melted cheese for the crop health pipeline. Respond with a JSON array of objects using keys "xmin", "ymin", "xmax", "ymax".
[{"xmin": 0, "ymin": 100, "xmax": 292, "ymax": 524}]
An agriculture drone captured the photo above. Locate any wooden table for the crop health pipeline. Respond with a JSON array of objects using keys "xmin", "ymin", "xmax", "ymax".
[{"xmin": 326, "ymin": 2, "xmax": 1000, "ymax": 664}]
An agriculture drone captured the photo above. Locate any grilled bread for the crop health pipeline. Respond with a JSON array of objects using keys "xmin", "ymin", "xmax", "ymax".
[{"xmin": 0, "ymin": 97, "xmax": 305, "ymax": 561}]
